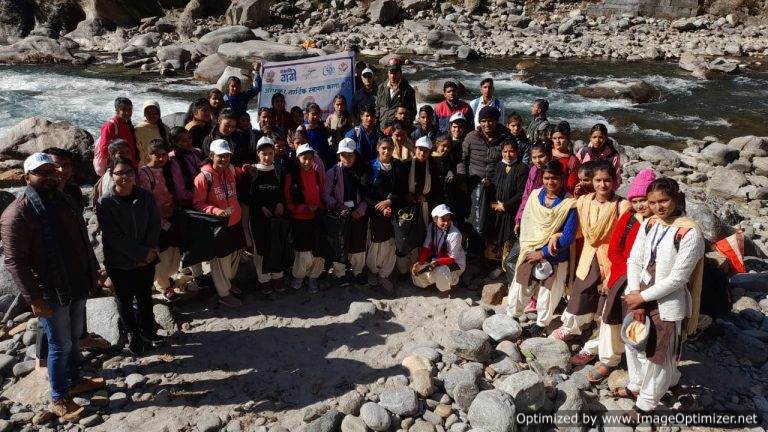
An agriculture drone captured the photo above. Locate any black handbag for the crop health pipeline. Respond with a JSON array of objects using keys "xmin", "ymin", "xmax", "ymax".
[
  {"xmin": 316, "ymin": 208, "xmax": 350, "ymax": 263},
  {"xmin": 392, "ymin": 204, "xmax": 426, "ymax": 257},
  {"xmin": 469, "ymin": 183, "xmax": 491, "ymax": 238},
  {"xmin": 176, "ymin": 209, "xmax": 229, "ymax": 268}
]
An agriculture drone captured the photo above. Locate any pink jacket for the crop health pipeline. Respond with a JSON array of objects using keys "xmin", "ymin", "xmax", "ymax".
[
  {"xmin": 515, "ymin": 164, "xmax": 542, "ymax": 225},
  {"xmin": 138, "ymin": 166, "xmax": 176, "ymax": 220},
  {"xmin": 322, "ymin": 164, "xmax": 367, "ymax": 218},
  {"xmin": 94, "ymin": 116, "xmax": 138, "ymax": 176},
  {"xmin": 576, "ymin": 140, "xmax": 622, "ymax": 182},
  {"xmin": 193, "ymin": 163, "xmax": 242, "ymax": 227}
]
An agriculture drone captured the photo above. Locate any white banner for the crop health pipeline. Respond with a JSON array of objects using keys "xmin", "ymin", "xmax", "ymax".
[{"xmin": 259, "ymin": 51, "xmax": 356, "ymax": 116}]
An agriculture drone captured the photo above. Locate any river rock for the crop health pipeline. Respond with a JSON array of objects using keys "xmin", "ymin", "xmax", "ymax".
[
  {"xmin": 520, "ymin": 337, "xmax": 571, "ymax": 375},
  {"xmin": 685, "ymin": 201, "xmax": 734, "ymax": 242},
  {"xmin": 194, "ymin": 53, "xmax": 229, "ymax": 83},
  {"xmin": 338, "ymin": 390, "xmax": 365, "ymax": 415},
  {"xmin": 458, "ymin": 306, "xmax": 488, "ymax": 331},
  {"xmin": 0, "ymin": 0, "xmax": 33, "ymax": 41},
  {"xmin": 359, "ymin": 402, "xmax": 391, "ymax": 431},
  {"xmin": 488, "ymin": 355, "xmax": 520, "ymax": 375},
  {"xmin": 575, "ymin": 80, "xmax": 661, "ymax": 103},
  {"xmin": 707, "ymin": 168, "xmax": 748, "ymax": 200},
  {"xmin": 225, "ymin": 0, "xmax": 270, "ymax": 26},
  {"xmin": 410, "ymin": 369, "xmax": 436, "ymax": 397},
  {"xmin": 415, "ymin": 79, "xmax": 467, "ymax": 103},
  {"xmin": 482, "ymin": 314, "xmax": 522, "ymax": 342},
  {"xmin": 402, "ymin": 354, "xmax": 432, "ymax": 374},
  {"xmin": 411, "ymin": 346, "xmax": 441, "ymax": 362},
  {"xmin": 499, "ymin": 370, "xmax": 546, "ymax": 413},
  {"xmin": 699, "ymin": 142, "xmax": 739, "ymax": 166},
  {"xmin": 12, "ymin": 359, "xmax": 35, "ymax": 377},
  {"xmin": 87, "ymin": 297, "xmax": 123, "ymax": 347},
  {"xmin": 639, "ymin": 145, "xmax": 679, "ymax": 168},
  {"xmin": 447, "ymin": 329, "xmax": 491, "ymax": 362},
  {"xmin": 403, "ymin": 0, "xmax": 432, "ymax": 11},
  {"xmin": 368, "ymin": 0, "xmax": 400, "ymax": 25},
  {"xmin": 0, "ymin": 353, "xmax": 16, "ymax": 375},
  {"xmin": 196, "ymin": 414, "xmax": 222, "ymax": 432},
  {"xmin": 340, "ymin": 415, "xmax": 368, "ymax": 432},
  {"xmin": 157, "ymin": 44, "xmax": 192, "ymax": 70},
  {"xmin": 426, "ymin": 30, "xmax": 464, "ymax": 49},
  {"xmin": 218, "ymin": 40, "xmax": 311, "ymax": 66},
  {"xmin": 379, "ymin": 385, "xmax": 419, "ymax": 416},
  {"xmin": 508, "ymin": 14, "xmax": 531, "ymax": 28},
  {"xmin": 348, "ymin": 301, "xmax": 376, "ymax": 319},
  {"xmin": 441, "ymin": 365, "xmax": 480, "ymax": 396},
  {"xmin": 80, "ymin": 0, "xmax": 163, "ymax": 28},
  {"xmin": 0, "ymin": 36, "xmax": 76, "ymax": 63},
  {"xmin": 467, "ymin": 389, "xmax": 515, "ymax": 432},
  {"xmin": 607, "ymin": 369, "xmax": 629, "ymax": 391},
  {"xmin": 109, "ymin": 392, "xmax": 128, "ymax": 409},
  {"xmin": 306, "ymin": 409, "xmax": 342, "ymax": 432},
  {"xmin": 182, "ymin": 0, "xmax": 230, "ymax": 19},
  {"xmin": 153, "ymin": 303, "xmax": 177, "ymax": 335},
  {"xmin": 197, "ymin": 25, "xmax": 257, "ymax": 56}
]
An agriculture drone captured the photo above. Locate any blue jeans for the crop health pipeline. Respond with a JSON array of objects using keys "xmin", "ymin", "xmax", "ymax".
[{"xmin": 39, "ymin": 299, "xmax": 86, "ymax": 401}]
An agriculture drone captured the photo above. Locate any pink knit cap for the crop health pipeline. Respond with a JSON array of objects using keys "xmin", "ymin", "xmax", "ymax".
[{"xmin": 627, "ymin": 168, "xmax": 657, "ymax": 200}]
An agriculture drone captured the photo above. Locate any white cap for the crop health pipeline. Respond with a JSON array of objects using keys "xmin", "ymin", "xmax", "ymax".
[
  {"xmin": 296, "ymin": 143, "xmax": 315, "ymax": 156},
  {"xmin": 142, "ymin": 100, "xmax": 160, "ymax": 111},
  {"xmin": 23, "ymin": 152, "xmax": 55, "ymax": 174},
  {"xmin": 257, "ymin": 136, "xmax": 275, "ymax": 150},
  {"xmin": 415, "ymin": 136, "xmax": 433, "ymax": 150},
  {"xmin": 361, "ymin": 67, "xmax": 374, "ymax": 76},
  {"xmin": 431, "ymin": 204, "xmax": 452, "ymax": 219},
  {"xmin": 337, "ymin": 137, "xmax": 357, "ymax": 154},
  {"xmin": 449, "ymin": 112, "xmax": 467, "ymax": 123},
  {"xmin": 209, "ymin": 139, "xmax": 232, "ymax": 155}
]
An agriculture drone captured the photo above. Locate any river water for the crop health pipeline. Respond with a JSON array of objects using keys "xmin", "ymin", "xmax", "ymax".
[{"xmin": 1, "ymin": 58, "xmax": 767, "ymax": 150}]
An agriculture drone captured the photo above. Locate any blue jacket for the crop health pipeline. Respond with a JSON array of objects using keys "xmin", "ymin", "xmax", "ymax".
[
  {"xmin": 223, "ymin": 74, "xmax": 262, "ymax": 117},
  {"xmin": 538, "ymin": 188, "xmax": 578, "ymax": 264},
  {"xmin": 346, "ymin": 125, "xmax": 380, "ymax": 164}
]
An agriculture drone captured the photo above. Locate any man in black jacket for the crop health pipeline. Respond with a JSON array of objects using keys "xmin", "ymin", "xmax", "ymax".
[
  {"xmin": 376, "ymin": 57, "xmax": 417, "ymax": 127},
  {"xmin": 351, "ymin": 67, "xmax": 377, "ymax": 121},
  {"xmin": 1, "ymin": 153, "xmax": 102, "ymax": 421}
]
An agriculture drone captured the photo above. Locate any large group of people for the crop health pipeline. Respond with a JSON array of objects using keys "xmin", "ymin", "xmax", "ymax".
[{"xmin": 1, "ymin": 56, "xmax": 709, "ymax": 424}]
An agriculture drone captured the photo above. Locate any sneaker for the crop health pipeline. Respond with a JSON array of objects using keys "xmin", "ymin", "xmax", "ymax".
[
  {"xmin": 307, "ymin": 278, "xmax": 319, "ymax": 293},
  {"xmin": 570, "ymin": 349, "xmax": 596, "ymax": 366},
  {"xmin": 50, "ymin": 398, "xmax": 85, "ymax": 421},
  {"xmin": 291, "ymin": 277, "xmax": 304, "ymax": 290},
  {"xmin": 272, "ymin": 278, "xmax": 286, "ymax": 293},
  {"xmin": 524, "ymin": 298, "xmax": 537, "ymax": 313},
  {"xmin": 379, "ymin": 277, "xmax": 394, "ymax": 294},
  {"xmin": 126, "ymin": 336, "xmax": 145, "ymax": 356},
  {"xmin": 335, "ymin": 275, "xmax": 351, "ymax": 288},
  {"xmin": 260, "ymin": 280, "xmax": 274, "ymax": 296},
  {"xmin": 219, "ymin": 294, "xmax": 242, "ymax": 308},
  {"xmin": 69, "ymin": 377, "xmax": 106, "ymax": 396},
  {"xmin": 354, "ymin": 272, "xmax": 368, "ymax": 286},
  {"xmin": 550, "ymin": 327, "xmax": 570, "ymax": 342},
  {"xmin": 229, "ymin": 284, "xmax": 242, "ymax": 295}
]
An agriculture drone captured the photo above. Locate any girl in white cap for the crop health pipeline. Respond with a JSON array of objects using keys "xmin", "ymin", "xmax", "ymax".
[
  {"xmin": 322, "ymin": 137, "xmax": 368, "ymax": 288},
  {"xmin": 135, "ymin": 100, "xmax": 170, "ymax": 167},
  {"xmin": 411, "ymin": 204, "xmax": 466, "ymax": 292}
]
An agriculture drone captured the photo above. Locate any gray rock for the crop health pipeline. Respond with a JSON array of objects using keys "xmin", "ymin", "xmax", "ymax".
[
  {"xmin": 197, "ymin": 25, "xmax": 257, "ymax": 56},
  {"xmin": 453, "ymin": 382, "xmax": 480, "ymax": 411},
  {"xmin": 411, "ymin": 419, "xmax": 437, "ymax": 432},
  {"xmin": 638, "ymin": 145, "xmax": 680, "ymax": 168},
  {"xmin": 411, "ymin": 346, "xmax": 441, "ymax": 362},
  {"xmin": 9, "ymin": 412, "xmax": 34, "ymax": 423},
  {"xmin": 558, "ymin": 19, "xmax": 574, "ymax": 35},
  {"xmin": 12, "ymin": 360, "xmax": 35, "ymax": 377},
  {"xmin": 109, "ymin": 392, "xmax": 128, "ymax": 409},
  {"xmin": 117, "ymin": 45, "xmax": 155, "ymax": 64},
  {"xmin": 707, "ymin": 168, "xmax": 748, "ymax": 200},
  {"xmin": 126, "ymin": 373, "xmax": 147, "ymax": 389},
  {"xmin": 488, "ymin": 355, "xmax": 519, "ymax": 375},
  {"xmin": 495, "ymin": 340, "xmax": 522, "ymax": 362},
  {"xmin": 194, "ymin": 53, "xmax": 229, "ymax": 83},
  {"xmin": 441, "ymin": 366, "xmax": 480, "ymax": 396},
  {"xmin": 368, "ymin": 0, "xmax": 401, "ymax": 25},
  {"xmin": 519, "ymin": 337, "xmax": 571, "ymax": 375},
  {"xmin": 410, "ymin": 369, "xmax": 436, "ymax": 397},
  {"xmin": 685, "ymin": 201, "xmax": 734, "ymax": 243},
  {"xmin": 80, "ymin": 414, "xmax": 102, "ymax": 427},
  {"xmin": 22, "ymin": 328, "xmax": 37, "ymax": 346},
  {"xmin": 457, "ymin": 45, "xmax": 478, "ymax": 60},
  {"xmin": 157, "ymin": 44, "xmax": 192, "ymax": 70},
  {"xmin": 426, "ymin": 30, "xmax": 464, "ymax": 49},
  {"xmin": 153, "ymin": 303, "xmax": 177, "ymax": 335},
  {"xmin": 306, "ymin": 409, "xmax": 342, "ymax": 432},
  {"xmin": 87, "ymin": 297, "xmax": 123, "ymax": 347},
  {"xmin": 700, "ymin": 142, "xmax": 739, "ymax": 166},
  {"xmin": 217, "ymin": 40, "xmax": 311, "ymax": 67},
  {"xmin": 379, "ymin": 385, "xmax": 419, "ymax": 416},
  {"xmin": 508, "ymin": 14, "xmax": 531, "ymax": 28},
  {"xmin": 340, "ymin": 415, "xmax": 368, "ymax": 432},
  {"xmin": 467, "ymin": 390, "xmax": 515, "ymax": 432},
  {"xmin": 0, "ymin": 419, "xmax": 10, "ymax": 432},
  {"xmin": 338, "ymin": 390, "xmax": 365, "ymax": 415},
  {"xmin": 225, "ymin": 0, "xmax": 271, "ymax": 27},
  {"xmin": 458, "ymin": 307, "xmax": 488, "ymax": 331},
  {"xmin": 403, "ymin": 0, "xmax": 432, "ymax": 11},
  {"xmin": 349, "ymin": 302, "xmax": 377, "ymax": 319},
  {"xmin": 723, "ymin": 331, "xmax": 768, "ymax": 364},
  {"xmin": 499, "ymin": 370, "xmax": 547, "ymax": 412},
  {"xmin": 197, "ymin": 414, "xmax": 222, "ymax": 432},
  {"xmin": 446, "ymin": 330, "xmax": 491, "ymax": 362},
  {"xmin": 360, "ymin": 402, "xmax": 391, "ymax": 431},
  {"xmin": 575, "ymin": 79, "xmax": 661, "ymax": 103},
  {"xmin": 0, "ymin": 36, "xmax": 76, "ymax": 64},
  {"xmin": 482, "ymin": 314, "xmax": 522, "ymax": 342},
  {"xmin": 0, "ymin": 353, "xmax": 17, "ymax": 375}
]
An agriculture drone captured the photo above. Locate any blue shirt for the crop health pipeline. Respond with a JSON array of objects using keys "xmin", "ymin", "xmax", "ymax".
[
  {"xmin": 345, "ymin": 126, "xmax": 380, "ymax": 164},
  {"xmin": 304, "ymin": 126, "xmax": 334, "ymax": 168},
  {"xmin": 223, "ymin": 74, "xmax": 262, "ymax": 117},
  {"xmin": 537, "ymin": 188, "xmax": 578, "ymax": 263}
]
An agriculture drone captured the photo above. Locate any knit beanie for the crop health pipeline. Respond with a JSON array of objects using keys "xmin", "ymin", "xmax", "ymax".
[
  {"xmin": 478, "ymin": 106, "xmax": 500, "ymax": 121},
  {"xmin": 627, "ymin": 168, "xmax": 657, "ymax": 200}
]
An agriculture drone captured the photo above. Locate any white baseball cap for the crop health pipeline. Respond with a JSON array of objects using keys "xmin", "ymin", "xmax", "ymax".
[
  {"xmin": 361, "ymin": 67, "xmax": 374, "ymax": 76},
  {"xmin": 533, "ymin": 260, "xmax": 554, "ymax": 281},
  {"xmin": 296, "ymin": 143, "xmax": 315, "ymax": 156},
  {"xmin": 431, "ymin": 204, "xmax": 452, "ymax": 218},
  {"xmin": 23, "ymin": 152, "xmax": 56, "ymax": 174},
  {"xmin": 209, "ymin": 139, "xmax": 232, "ymax": 155},
  {"xmin": 257, "ymin": 136, "xmax": 275, "ymax": 150},
  {"xmin": 449, "ymin": 112, "xmax": 467, "ymax": 124},
  {"xmin": 143, "ymin": 100, "xmax": 160, "ymax": 112},
  {"xmin": 337, "ymin": 137, "xmax": 357, "ymax": 154},
  {"xmin": 415, "ymin": 136, "xmax": 433, "ymax": 150}
]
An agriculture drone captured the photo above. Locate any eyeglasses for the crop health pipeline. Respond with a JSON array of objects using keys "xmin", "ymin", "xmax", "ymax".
[{"xmin": 112, "ymin": 170, "xmax": 135, "ymax": 178}]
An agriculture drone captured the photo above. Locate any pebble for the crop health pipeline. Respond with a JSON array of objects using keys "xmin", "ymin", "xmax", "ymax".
[
  {"xmin": 482, "ymin": 314, "xmax": 522, "ymax": 342},
  {"xmin": 109, "ymin": 392, "xmax": 128, "ymax": 409},
  {"xmin": 411, "ymin": 346, "xmax": 441, "ymax": 362},
  {"xmin": 423, "ymin": 409, "xmax": 443, "ymax": 425},
  {"xmin": 434, "ymin": 404, "xmax": 452, "ymax": 418},
  {"xmin": 197, "ymin": 414, "xmax": 222, "ymax": 432},
  {"xmin": 411, "ymin": 419, "xmax": 437, "ymax": 432},
  {"xmin": 9, "ymin": 412, "xmax": 35, "ymax": 424},
  {"xmin": 359, "ymin": 402, "xmax": 390, "ymax": 431},
  {"xmin": 410, "ymin": 369, "xmax": 436, "ymax": 397},
  {"xmin": 340, "ymin": 415, "xmax": 367, "ymax": 432},
  {"xmin": 337, "ymin": 390, "xmax": 365, "ymax": 415},
  {"xmin": 90, "ymin": 390, "xmax": 110, "ymax": 407},
  {"xmin": 379, "ymin": 385, "xmax": 419, "ymax": 416},
  {"xmin": 125, "ymin": 373, "xmax": 147, "ymax": 389},
  {"xmin": 348, "ymin": 302, "xmax": 376, "ymax": 319},
  {"xmin": 80, "ymin": 414, "xmax": 102, "ymax": 427}
]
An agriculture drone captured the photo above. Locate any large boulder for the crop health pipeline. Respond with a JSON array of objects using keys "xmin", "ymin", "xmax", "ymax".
[
  {"xmin": 685, "ymin": 201, "xmax": 735, "ymax": 243},
  {"xmin": 0, "ymin": 36, "xmax": 76, "ymax": 63},
  {"xmin": 426, "ymin": 30, "xmax": 464, "ymax": 49},
  {"xmin": 215, "ymin": 66, "xmax": 253, "ymax": 92},
  {"xmin": 217, "ymin": 40, "xmax": 312, "ymax": 67},
  {"xmin": 86, "ymin": 297, "xmax": 123, "ymax": 346},
  {"xmin": 0, "ymin": 0, "xmax": 34, "ymax": 42},
  {"xmin": 0, "ymin": 117, "xmax": 96, "ymax": 184},
  {"xmin": 161, "ymin": 112, "xmax": 187, "ymax": 129},
  {"xmin": 33, "ymin": 0, "xmax": 86, "ymax": 36},
  {"xmin": 368, "ymin": 0, "xmax": 400, "ymax": 25},
  {"xmin": 77, "ymin": 0, "xmax": 163, "ymax": 28},
  {"xmin": 499, "ymin": 370, "xmax": 547, "ymax": 413},
  {"xmin": 194, "ymin": 53, "xmax": 229, "ymax": 83},
  {"xmin": 467, "ymin": 389, "xmax": 515, "ymax": 432},
  {"xmin": 482, "ymin": 313, "xmax": 522, "ymax": 342},
  {"xmin": 196, "ymin": 25, "xmax": 256, "ymax": 56},
  {"xmin": 707, "ymin": 167, "xmax": 748, "ymax": 201},
  {"xmin": 575, "ymin": 80, "xmax": 661, "ymax": 103},
  {"xmin": 414, "ymin": 79, "xmax": 467, "ymax": 103},
  {"xmin": 117, "ymin": 45, "xmax": 155, "ymax": 64},
  {"xmin": 699, "ymin": 142, "xmax": 739, "ymax": 166},
  {"xmin": 520, "ymin": 337, "xmax": 571, "ymax": 375},
  {"xmin": 402, "ymin": 0, "xmax": 432, "ymax": 11},
  {"xmin": 224, "ymin": 0, "xmax": 270, "ymax": 27},
  {"xmin": 64, "ymin": 18, "xmax": 111, "ymax": 48},
  {"xmin": 182, "ymin": 0, "xmax": 231, "ymax": 19},
  {"xmin": 157, "ymin": 44, "xmax": 192, "ymax": 69}
]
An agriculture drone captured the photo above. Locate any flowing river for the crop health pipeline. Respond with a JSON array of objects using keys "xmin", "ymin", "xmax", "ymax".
[{"xmin": 1, "ymin": 58, "xmax": 767, "ymax": 150}]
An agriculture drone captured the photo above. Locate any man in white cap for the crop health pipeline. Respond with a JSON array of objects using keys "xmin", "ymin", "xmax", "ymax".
[
  {"xmin": 351, "ymin": 66, "xmax": 378, "ymax": 120},
  {"xmin": 448, "ymin": 112, "xmax": 468, "ymax": 163},
  {"xmin": 411, "ymin": 204, "xmax": 466, "ymax": 292},
  {"xmin": 323, "ymin": 137, "xmax": 369, "ymax": 287},
  {"xmin": 1, "ymin": 153, "xmax": 102, "ymax": 420}
]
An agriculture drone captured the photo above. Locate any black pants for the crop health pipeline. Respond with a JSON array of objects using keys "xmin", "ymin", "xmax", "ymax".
[{"xmin": 106, "ymin": 265, "xmax": 156, "ymax": 339}]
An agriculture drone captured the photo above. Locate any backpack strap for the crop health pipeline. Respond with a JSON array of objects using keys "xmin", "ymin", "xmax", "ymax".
[
  {"xmin": 674, "ymin": 227, "xmax": 691, "ymax": 251},
  {"xmin": 202, "ymin": 170, "xmax": 213, "ymax": 202},
  {"xmin": 618, "ymin": 215, "xmax": 638, "ymax": 250},
  {"xmin": 645, "ymin": 218, "xmax": 657, "ymax": 234},
  {"xmin": 355, "ymin": 126, "xmax": 362, "ymax": 141},
  {"xmin": 140, "ymin": 167, "xmax": 156, "ymax": 191}
]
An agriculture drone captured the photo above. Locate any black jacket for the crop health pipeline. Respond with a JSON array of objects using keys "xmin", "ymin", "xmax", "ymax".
[{"xmin": 457, "ymin": 124, "xmax": 512, "ymax": 184}]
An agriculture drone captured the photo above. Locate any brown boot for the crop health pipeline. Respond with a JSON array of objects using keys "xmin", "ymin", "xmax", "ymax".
[
  {"xmin": 69, "ymin": 377, "xmax": 106, "ymax": 396},
  {"xmin": 50, "ymin": 398, "xmax": 85, "ymax": 421}
]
